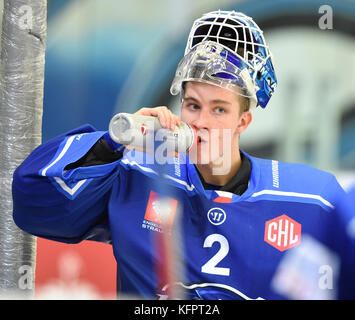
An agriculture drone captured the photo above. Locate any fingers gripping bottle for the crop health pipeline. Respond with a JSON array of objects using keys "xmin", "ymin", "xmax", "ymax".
[{"xmin": 109, "ymin": 113, "xmax": 197, "ymax": 153}]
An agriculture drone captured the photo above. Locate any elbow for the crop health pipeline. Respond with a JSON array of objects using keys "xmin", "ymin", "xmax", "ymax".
[
  {"xmin": 12, "ymin": 166, "xmax": 42, "ymax": 236},
  {"xmin": 12, "ymin": 194, "xmax": 35, "ymax": 236},
  {"xmin": 12, "ymin": 168, "xmax": 29, "ymax": 232}
]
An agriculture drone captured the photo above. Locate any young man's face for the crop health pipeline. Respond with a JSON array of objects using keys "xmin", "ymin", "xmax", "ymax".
[{"xmin": 181, "ymin": 81, "xmax": 252, "ymax": 166}]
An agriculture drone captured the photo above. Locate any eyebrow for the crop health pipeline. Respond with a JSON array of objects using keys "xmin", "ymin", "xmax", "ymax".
[{"xmin": 183, "ymin": 96, "xmax": 232, "ymax": 105}]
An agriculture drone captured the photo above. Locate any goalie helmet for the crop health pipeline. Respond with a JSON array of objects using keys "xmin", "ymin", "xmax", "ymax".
[{"xmin": 170, "ymin": 10, "xmax": 277, "ymax": 109}]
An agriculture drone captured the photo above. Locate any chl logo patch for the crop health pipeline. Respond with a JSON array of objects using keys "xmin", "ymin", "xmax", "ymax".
[
  {"xmin": 264, "ymin": 214, "xmax": 302, "ymax": 252},
  {"xmin": 207, "ymin": 207, "xmax": 227, "ymax": 226}
]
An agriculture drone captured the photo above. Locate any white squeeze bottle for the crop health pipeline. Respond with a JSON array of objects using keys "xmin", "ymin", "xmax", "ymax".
[{"xmin": 109, "ymin": 113, "xmax": 197, "ymax": 153}]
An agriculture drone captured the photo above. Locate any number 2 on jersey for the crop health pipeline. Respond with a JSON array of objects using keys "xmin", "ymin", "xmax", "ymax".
[{"xmin": 201, "ymin": 234, "xmax": 230, "ymax": 276}]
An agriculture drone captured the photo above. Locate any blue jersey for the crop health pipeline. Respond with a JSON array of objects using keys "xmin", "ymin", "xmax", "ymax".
[
  {"xmin": 12, "ymin": 125, "xmax": 350, "ymax": 299},
  {"xmin": 331, "ymin": 186, "xmax": 355, "ymax": 299}
]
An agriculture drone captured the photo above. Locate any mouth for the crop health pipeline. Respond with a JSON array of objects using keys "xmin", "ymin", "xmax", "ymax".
[
  {"xmin": 195, "ymin": 127, "xmax": 209, "ymax": 144},
  {"xmin": 197, "ymin": 136, "xmax": 208, "ymax": 144}
]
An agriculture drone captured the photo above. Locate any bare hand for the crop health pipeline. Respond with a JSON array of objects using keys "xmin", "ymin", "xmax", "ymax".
[{"xmin": 134, "ymin": 106, "xmax": 181, "ymax": 131}]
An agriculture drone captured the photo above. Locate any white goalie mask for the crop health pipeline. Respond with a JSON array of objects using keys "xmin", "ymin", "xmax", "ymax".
[
  {"xmin": 170, "ymin": 41, "xmax": 258, "ymax": 108},
  {"xmin": 170, "ymin": 10, "xmax": 277, "ymax": 109}
]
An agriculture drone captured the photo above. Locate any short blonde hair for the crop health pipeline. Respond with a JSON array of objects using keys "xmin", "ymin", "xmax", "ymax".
[{"xmin": 238, "ymin": 94, "xmax": 250, "ymax": 114}]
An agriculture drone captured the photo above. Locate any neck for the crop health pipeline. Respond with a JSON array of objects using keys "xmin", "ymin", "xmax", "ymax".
[{"xmin": 196, "ymin": 149, "xmax": 242, "ymax": 186}]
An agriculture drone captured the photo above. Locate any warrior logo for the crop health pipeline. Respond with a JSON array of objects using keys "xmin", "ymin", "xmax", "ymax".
[{"xmin": 207, "ymin": 207, "xmax": 226, "ymax": 226}]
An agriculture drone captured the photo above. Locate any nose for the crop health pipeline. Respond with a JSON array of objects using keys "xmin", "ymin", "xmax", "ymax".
[
  {"xmin": 190, "ymin": 108, "xmax": 211, "ymax": 131},
  {"xmin": 189, "ymin": 109, "xmax": 211, "ymax": 143}
]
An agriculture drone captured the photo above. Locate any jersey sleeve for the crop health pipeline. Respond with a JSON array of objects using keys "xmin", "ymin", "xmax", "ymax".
[
  {"xmin": 333, "ymin": 186, "xmax": 355, "ymax": 299},
  {"xmin": 12, "ymin": 124, "xmax": 122, "ymax": 244}
]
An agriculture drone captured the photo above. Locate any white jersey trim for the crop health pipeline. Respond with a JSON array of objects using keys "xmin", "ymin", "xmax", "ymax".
[
  {"xmin": 162, "ymin": 282, "xmax": 264, "ymax": 300},
  {"xmin": 121, "ymin": 158, "xmax": 195, "ymax": 192},
  {"xmin": 40, "ymin": 134, "xmax": 90, "ymax": 198},
  {"xmin": 251, "ymin": 189, "xmax": 335, "ymax": 210},
  {"xmin": 53, "ymin": 177, "xmax": 87, "ymax": 196},
  {"xmin": 41, "ymin": 135, "xmax": 76, "ymax": 176}
]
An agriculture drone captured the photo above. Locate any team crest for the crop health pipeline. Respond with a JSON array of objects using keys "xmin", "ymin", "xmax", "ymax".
[{"xmin": 142, "ymin": 190, "xmax": 178, "ymax": 232}]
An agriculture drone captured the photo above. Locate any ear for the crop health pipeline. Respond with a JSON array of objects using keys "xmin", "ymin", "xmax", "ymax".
[{"xmin": 237, "ymin": 111, "xmax": 252, "ymax": 134}]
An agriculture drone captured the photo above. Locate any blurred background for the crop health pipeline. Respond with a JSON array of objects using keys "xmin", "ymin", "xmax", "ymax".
[{"xmin": 1, "ymin": 0, "xmax": 355, "ymax": 299}]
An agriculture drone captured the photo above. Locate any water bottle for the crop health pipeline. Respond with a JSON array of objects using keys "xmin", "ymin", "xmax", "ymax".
[{"xmin": 109, "ymin": 113, "xmax": 197, "ymax": 153}]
